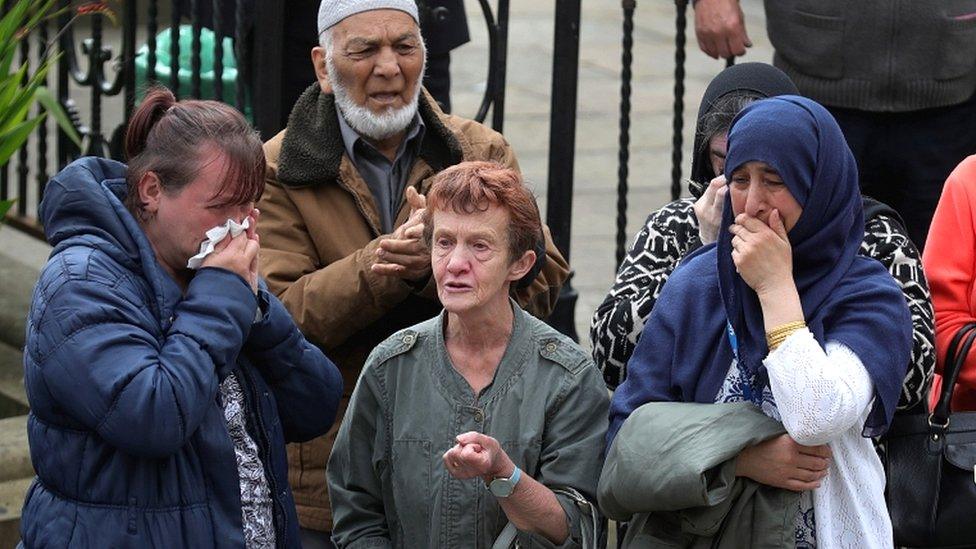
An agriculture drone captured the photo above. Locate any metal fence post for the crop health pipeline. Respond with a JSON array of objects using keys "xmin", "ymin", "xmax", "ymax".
[
  {"xmin": 616, "ymin": 0, "xmax": 635, "ymax": 268},
  {"xmin": 671, "ymin": 0, "xmax": 687, "ymax": 202},
  {"xmin": 545, "ymin": 0, "xmax": 582, "ymax": 341},
  {"xmin": 252, "ymin": 0, "xmax": 284, "ymax": 138}
]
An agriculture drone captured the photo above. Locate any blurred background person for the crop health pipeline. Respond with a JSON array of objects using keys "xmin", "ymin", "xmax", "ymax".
[
  {"xmin": 924, "ymin": 155, "xmax": 976, "ymax": 411},
  {"xmin": 693, "ymin": 0, "xmax": 976, "ymax": 250}
]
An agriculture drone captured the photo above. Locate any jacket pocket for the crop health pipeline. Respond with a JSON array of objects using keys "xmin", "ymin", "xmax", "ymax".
[
  {"xmin": 390, "ymin": 439, "xmax": 431, "ymax": 546},
  {"xmin": 767, "ymin": 5, "xmax": 846, "ymax": 79},
  {"xmin": 937, "ymin": 15, "xmax": 976, "ymax": 80}
]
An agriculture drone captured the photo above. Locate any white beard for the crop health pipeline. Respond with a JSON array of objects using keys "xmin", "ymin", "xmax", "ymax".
[{"xmin": 328, "ymin": 54, "xmax": 423, "ymax": 141}]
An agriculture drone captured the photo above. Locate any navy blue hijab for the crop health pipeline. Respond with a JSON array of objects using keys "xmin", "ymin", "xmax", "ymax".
[{"xmin": 608, "ymin": 96, "xmax": 912, "ymax": 445}]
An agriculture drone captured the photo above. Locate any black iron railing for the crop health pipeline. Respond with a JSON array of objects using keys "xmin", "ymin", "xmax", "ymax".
[
  {"xmin": 614, "ymin": 0, "xmax": 734, "ymax": 267},
  {"xmin": 1, "ymin": 0, "xmax": 583, "ymax": 337}
]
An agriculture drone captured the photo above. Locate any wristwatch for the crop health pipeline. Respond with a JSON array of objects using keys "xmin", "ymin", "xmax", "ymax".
[{"xmin": 487, "ymin": 466, "xmax": 521, "ymax": 498}]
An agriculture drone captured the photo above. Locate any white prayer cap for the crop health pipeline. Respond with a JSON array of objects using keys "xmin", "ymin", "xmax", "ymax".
[{"xmin": 317, "ymin": 0, "xmax": 419, "ymax": 35}]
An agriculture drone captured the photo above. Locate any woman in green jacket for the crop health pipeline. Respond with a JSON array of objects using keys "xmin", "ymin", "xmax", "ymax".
[{"xmin": 327, "ymin": 161, "xmax": 609, "ymax": 548}]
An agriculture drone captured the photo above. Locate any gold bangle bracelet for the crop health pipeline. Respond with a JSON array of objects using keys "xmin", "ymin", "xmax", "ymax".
[
  {"xmin": 767, "ymin": 336, "xmax": 787, "ymax": 351},
  {"xmin": 766, "ymin": 321, "xmax": 807, "ymax": 340},
  {"xmin": 768, "ymin": 329, "xmax": 799, "ymax": 344},
  {"xmin": 766, "ymin": 328, "xmax": 799, "ymax": 351},
  {"xmin": 766, "ymin": 324, "xmax": 805, "ymax": 351}
]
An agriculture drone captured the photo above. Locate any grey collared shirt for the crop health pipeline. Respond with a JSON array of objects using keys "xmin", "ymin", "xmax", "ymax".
[{"xmin": 337, "ymin": 110, "xmax": 426, "ymax": 234}]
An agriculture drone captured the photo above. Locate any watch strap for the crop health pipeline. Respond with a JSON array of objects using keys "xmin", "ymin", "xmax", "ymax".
[
  {"xmin": 489, "ymin": 465, "xmax": 521, "ymax": 498},
  {"xmin": 508, "ymin": 466, "xmax": 521, "ymax": 486}
]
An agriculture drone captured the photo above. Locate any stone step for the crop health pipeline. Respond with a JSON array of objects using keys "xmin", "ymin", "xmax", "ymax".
[
  {"xmin": 0, "ymin": 342, "xmax": 28, "ymax": 418},
  {"xmin": 0, "ymin": 416, "xmax": 31, "ymax": 484},
  {"xmin": 0, "ymin": 227, "xmax": 49, "ymax": 351},
  {"xmin": 0, "ymin": 258, "xmax": 35, "ymax": 351},
  {"xmin": 0, "ymin": 227, "xmax": 42, "ymax": 549},
  {"xmin": 0, "ymin": 476, "xmax": 32, "ymax": 548}
]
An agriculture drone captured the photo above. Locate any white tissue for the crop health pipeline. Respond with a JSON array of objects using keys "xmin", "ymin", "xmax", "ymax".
[{"xmin": 186, "ymin": 218, "xmax": 250, "ymax": 270}]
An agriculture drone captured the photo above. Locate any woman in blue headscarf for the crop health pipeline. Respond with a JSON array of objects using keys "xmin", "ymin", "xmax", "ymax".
[{"xmin": 605, "ymin": 96, "xmax": 912, "ymax": 547}]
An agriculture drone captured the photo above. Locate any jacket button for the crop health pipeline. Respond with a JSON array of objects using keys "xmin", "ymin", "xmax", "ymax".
[
  {"xmin": 473, "ymin": 410, "xmax": 484, "ymax": 423},
  {"xmin": 402, "ymin": 334, "xmax": 415, "ymax": 345},
  {"xmin": 545, "ymin": 343, "xmax": 557, "ymax": 353}
]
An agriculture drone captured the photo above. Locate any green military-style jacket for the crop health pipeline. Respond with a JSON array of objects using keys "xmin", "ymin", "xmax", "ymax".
[
  {"xmin": 599, "ymin": 402, "xmax": 798, "ymax": 548},
  {"xmin": 327, "ymin": 302, "xmax": 610, "ymax": 548}
]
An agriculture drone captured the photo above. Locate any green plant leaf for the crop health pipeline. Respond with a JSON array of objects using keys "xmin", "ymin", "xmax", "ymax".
[
  {"xmin": 0, "ymin": 199, "xmax": 14, "ymax": 223},
  {"xmin": 0, "ymin": 3, "xmax": 34, "ymax": 69},
  {"xmin": 0, "ymin": 61, "xmax": 53, "ymax": 132},
  {"xmin": 23, "ymin": 0, "xmax": 59, "ymax": 31},
  {"xmin": 0, "ymin": 0, "xmax": 84, "ymax": 166},
  {"xmin": 34, "ymin": 86, "xmax": 80, "ymax": 146},
  {"xmin": 0, "ymin": 116, "xmax": 43, "ymax": 166},
  {"xmin": 0, "ymin": 64, "xmax": 31, "ymax": 127},
  {"xmin": 0, "ymin": 2, "xmax": 29, "ymax": 47},
  {"xmin": 0, "ymin": 83, "xmax": 42, "ymax": 133}
]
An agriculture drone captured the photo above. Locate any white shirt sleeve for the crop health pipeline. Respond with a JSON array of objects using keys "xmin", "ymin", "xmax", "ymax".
[{"xmin": 763, "ymin": 329, "xmax": 874, "ymax": 446}]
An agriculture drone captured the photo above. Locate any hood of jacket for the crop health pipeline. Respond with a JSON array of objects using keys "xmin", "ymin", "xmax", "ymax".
[
  {"xmin": 39, "ymin": 156, "xmax": 181, "ymax": 324},
  {"xmin": 689, "ymin": 63, "xmax": 798, "ymax": 198}
]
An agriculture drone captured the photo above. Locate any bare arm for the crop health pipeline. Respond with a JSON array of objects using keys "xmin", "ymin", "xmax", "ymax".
[
  {"xmin": 734, "ymin": 433, "xmax": 830, "ymax": 492},
  {"xmin": 443, "ymin": 432, "xmax": 569, "ymax": 543}
]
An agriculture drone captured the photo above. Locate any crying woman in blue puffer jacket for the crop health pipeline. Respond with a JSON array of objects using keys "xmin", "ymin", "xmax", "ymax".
[{"xmin": 19, "ymin": 87, "xmax": 343, "ymax": 549}]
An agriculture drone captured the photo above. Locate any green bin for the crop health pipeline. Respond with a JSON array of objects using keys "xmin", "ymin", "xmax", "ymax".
[{"xmin": 134, "ymin": 25, "xmax": 251, "ymax": 119}]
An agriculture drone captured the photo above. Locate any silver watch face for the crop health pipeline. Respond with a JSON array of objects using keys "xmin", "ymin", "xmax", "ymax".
[{"xmin": 489, "ymin": 477, "xmax": 516, "ymax": 498}]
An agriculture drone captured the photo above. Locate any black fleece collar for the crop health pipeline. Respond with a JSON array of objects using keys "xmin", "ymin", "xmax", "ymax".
[{"xmin": 277, "ymin": 85, "xmax": 464, "ymax": 188}]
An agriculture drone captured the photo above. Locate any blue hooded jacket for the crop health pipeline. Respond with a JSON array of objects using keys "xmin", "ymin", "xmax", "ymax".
[{"xmin": 20, "ymin": 157, "xmax": 343, "ymax": 548}]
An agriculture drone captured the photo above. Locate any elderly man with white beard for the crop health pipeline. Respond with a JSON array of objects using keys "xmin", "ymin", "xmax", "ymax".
[{"xmin": 256, "ymin": 1, "xmax": 571, "ymax": 546}]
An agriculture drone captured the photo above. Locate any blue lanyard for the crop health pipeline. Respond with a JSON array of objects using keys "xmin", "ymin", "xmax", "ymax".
[
  {"xmin": 726, "ymin": 321, "xmax": 754, "ymax": 402},
  {"xmin": 726, "ymin": 321, "xmax": 739, "ymax": 362}
]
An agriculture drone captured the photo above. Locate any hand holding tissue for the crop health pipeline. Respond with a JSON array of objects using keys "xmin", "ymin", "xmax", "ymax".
[{"xmin": 187, "ymin": 218, "xmax": 250, "ymax": 270}]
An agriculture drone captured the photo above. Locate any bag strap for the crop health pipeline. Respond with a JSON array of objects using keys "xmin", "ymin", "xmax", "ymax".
[
  {"xmin": 931, "ymin": 321, "xmax": 976, "ymax": 426},
  {"xmin": 491, "ymin": 522, "xmax": 518, "ymax": 549},
  {"xmin": 553, "ymin": 486, "xmax": 601, "ymax": 549}
]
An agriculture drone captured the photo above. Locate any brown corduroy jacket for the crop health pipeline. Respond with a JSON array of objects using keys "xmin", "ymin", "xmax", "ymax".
[{"xmin": 258, "ymin": 85, "xmax": 571, "ymax": 532}]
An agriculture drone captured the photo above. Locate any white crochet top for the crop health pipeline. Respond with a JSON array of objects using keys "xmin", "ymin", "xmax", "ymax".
[{"xmin": 764, "ymin": 329, "xmax": 892, "ymax": 548}]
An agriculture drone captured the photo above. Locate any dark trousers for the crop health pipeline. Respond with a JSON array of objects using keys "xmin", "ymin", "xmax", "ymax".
[{"xmin": 828, "ymin": 91, "xmax": 976, "ymax": 250}]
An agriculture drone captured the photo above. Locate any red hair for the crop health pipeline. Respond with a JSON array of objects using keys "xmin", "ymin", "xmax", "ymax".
[
  {"xmin": 422, "ymin": 161, "xmax": 541, "ymax": 261},
  {"xmin": 123, "ymin": 86, "xmax": 265, "ymax": 214}
]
